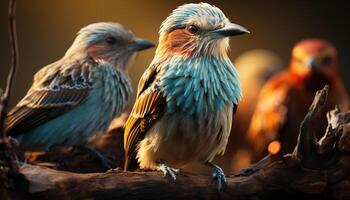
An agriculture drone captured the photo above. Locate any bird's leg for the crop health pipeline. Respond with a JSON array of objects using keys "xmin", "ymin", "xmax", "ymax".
[
  {"xmin": 205, "ymin": 161, "xmax": 227, "ymax": 191},
  {"xmin": 156, "ymin": 160, "xmax": 179, "ymax": 182},
  {"xmin": 76, "ymin": 146, "xmax": 114, "ymax": 170}
]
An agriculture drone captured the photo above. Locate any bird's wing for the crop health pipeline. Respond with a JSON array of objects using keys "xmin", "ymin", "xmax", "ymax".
[
  {"xmin": 247, "ymin": 72, "xmax": 291, "ymax": 151},
  {"xmin": 124, "ymin": 64, "xmax": 166, "ymax": 170},
  {"xmin": 5, "ymin": 59, "xmax": 98, "ymax": 137},
  {"xmin": 135, "ymin": 62, "xmax": 160, "ymax": 97}
]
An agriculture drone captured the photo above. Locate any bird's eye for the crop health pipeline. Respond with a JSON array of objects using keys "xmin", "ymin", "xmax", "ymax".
[
  {"xmin": 106, "ymin": 36, "xmax": 116, "ymax": 44},
  {"xmin": 322, "ymin": 56, "xmax": 332, "ymax": 65},
  {"xmin": 187, "ymin": 25, "xmax": 199, "ymax": 34}
]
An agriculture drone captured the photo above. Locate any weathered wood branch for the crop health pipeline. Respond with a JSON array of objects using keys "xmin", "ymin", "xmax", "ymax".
[{"xmin": 11, "ymin": 86, "xmax": 350, "ymax": 200}]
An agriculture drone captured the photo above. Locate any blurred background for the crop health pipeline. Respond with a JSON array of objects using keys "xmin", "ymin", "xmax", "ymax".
[
  {"xmin": 0, "ymin": 0, "xmax": 349, "ymax": 173},
  {"xmin": 1, "ymin": 0, "xmax": 349, "ymax": 104}
]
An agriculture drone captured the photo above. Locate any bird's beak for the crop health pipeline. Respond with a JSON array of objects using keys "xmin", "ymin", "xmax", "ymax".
[
  {"xmin": 127, "ymin": 38, "xmax": 155, "ymax": 52},
  {"xmin": 305, "ymin": 56, "xmax": 318, "ymax": 70},
  {"xmin": 211, "ymin": 23, "xmax": 250, "ymax": 39}
]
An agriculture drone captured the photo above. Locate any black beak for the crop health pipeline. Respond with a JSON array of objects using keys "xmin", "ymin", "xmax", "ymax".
[
  {"xmin": 128, "ymin": 38, "xmax": 155, "ymax": 52},
  {"xmin": 211, "ymin": 23, "xmax": 250, "ymax": 38}
]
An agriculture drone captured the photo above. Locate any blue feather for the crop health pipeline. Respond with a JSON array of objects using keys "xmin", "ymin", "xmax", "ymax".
[{"xmin": 158, "ymin": 54, "xmax": 241, "ymax": 121}]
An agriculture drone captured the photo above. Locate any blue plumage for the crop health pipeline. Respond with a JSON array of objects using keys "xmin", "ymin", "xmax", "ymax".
[
  {"xmin": 159, "ymin": 55, "xmax": 242, "ymax": 119},
  {"xmin": 16, "ymin": 64, "xmax": 131, "ymax": 150}
]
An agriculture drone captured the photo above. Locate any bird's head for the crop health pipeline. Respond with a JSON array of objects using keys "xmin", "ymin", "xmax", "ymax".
[
  {"xmin": 156, "ymin": 3, "xmax": 249, "ymax": 58},
  {"xmin": 290, "ymin": 39, "xmax": 339, "ymax": 79},
  {"xmin": 65, "ymin": 22, "xmax": 154, "ymax": 71}
]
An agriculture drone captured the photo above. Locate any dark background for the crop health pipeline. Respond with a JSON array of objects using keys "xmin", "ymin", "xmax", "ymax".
[{"xmin": 1, "ymin": 0, "xmax": 349, "ymax": 107}]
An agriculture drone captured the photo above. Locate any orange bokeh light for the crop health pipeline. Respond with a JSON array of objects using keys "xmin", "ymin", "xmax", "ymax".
[{"xmin": 268, "ymin": 140, "xmax": 281, "ymax": 155}]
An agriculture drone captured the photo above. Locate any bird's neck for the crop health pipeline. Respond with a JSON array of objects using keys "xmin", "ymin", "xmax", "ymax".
[{"xmin": 64, "ymin": 43, "xmax": 89, "ymax": 62}]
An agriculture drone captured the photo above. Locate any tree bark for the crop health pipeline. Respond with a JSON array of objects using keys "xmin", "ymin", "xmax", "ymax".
[{"xmin": 11, "ymin": 86, "xmax": 350, "ymax": 200}]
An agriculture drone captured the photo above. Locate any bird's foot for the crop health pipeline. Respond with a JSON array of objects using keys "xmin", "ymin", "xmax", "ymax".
[
  {"xmin": 158, "ymin": 162, "xmax": 179, "ymax": 182},
  {"xmin": 77, "ymin": 146, "xmax": 114, "ymax": 170},
  {"xmin": 206, "ymin": 161, "xmax": 227, "ymax": 191}
]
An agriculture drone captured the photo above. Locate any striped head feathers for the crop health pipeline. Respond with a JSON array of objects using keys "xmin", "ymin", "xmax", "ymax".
[
  {"xmin": 64, "ymin": 22, "xmax": 154, "ymax": 71},
  {"xmin": 156, "ymin": 3, "xmax": 249, "ymax": 58}
]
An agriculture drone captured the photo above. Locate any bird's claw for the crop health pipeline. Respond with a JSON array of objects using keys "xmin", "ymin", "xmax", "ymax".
[
  {"xmin": 209, "ymin": 163, "xmax": 227, "ymax": 191},
  {"xmin": 158, "ymin": 163, "xmax": 179, "ymax": 182}
]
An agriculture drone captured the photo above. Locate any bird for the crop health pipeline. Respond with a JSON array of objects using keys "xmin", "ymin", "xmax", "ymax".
[
  {"xmin": 5, "ymin": 22, "xmax": 154, "ymax": 168},
  {"xmin": 246, "ymin": 39, "xmax": 349, "ymax": 161},
  {"xmin": 124, "ymin": 3, "xmax": 249, "ymax": 190}
]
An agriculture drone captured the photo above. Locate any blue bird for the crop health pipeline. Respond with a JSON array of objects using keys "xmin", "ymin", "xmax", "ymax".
[
  {"xmin": 124, "ymin": 3, "xmax": 249, "ymax": 190},
  {"xmin": 5, "ymin": 22, "xmax": 154, "ymax": 168}
]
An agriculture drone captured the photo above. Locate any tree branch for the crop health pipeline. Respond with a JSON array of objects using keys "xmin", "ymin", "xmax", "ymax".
[
  {"xmin": 0, "ymin": 0, "xmax": 20, "ymax": 177},
  {"xmin": 0, "ymin": 1, "xmax": 21, "ymax": 198},
  {"xmin": 0, "ymin": 0, "xmax": 18, "ymax": 138}
]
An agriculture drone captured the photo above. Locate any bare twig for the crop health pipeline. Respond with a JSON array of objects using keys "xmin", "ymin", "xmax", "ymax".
[
  {"xmin": 0, "ymin": 0, "xmax": 18, "ymax": 138},
  {"xmin": 0, "ymin": 0, "xmax": 19, "ymax": 176}
]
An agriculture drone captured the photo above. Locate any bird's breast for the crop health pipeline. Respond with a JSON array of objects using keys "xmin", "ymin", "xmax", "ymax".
[
  {"xmin": 159, "ymin": 57, "xmax": 241, "ymax": 120},
  {"xmin": 137, "ymin": 104, "xmax": 233, "ymax": 170},
  {"xmin": 100, "ymin": 66, "xmax": 132, "ymax": 118}
]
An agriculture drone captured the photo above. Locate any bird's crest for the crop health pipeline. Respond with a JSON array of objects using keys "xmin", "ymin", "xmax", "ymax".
[
  {"xmin": 159, "ymin": 3, "xmax": 227, "ymax": 34},
  {"xmin": 64, "ymin": 22, "xmax": 134, "ymax": 58}
]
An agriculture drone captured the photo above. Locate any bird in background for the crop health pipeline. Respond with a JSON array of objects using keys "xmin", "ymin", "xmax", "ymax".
[
  {"xmin": 247, "ymin": 39, "xmax": 349, "ymax": 161},
  {"xmin": 215, "ymin": 49, "xmax": 284, "ymax": 173},
  {"xmin": 5, "ymin": 22, "xmax": 154, "ymax": 168},
  {"xmin": 124, "ymin": 3, "xmax": 249, "ymax": 190}
]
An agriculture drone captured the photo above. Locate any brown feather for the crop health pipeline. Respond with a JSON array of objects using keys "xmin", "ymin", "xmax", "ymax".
[
  {"xmin": 124, "ymin": 64, "xmax": 166, "ymax": 170},
  {"xmin": 5, "ymin": 59, "xmax": 97, "ymax": 137}
]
